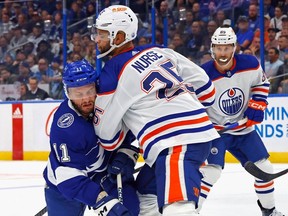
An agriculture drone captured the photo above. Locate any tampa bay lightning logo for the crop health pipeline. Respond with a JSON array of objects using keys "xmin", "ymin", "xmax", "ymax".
[
  {"xmin": 219, "ymin": 88, "xmax": 244, "ymax": 116},
  {"xmin": 57, "ymin": 113, "xmax": 74, "ymax": 128}
]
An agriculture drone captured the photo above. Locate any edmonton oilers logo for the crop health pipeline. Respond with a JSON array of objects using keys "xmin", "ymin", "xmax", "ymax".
[
  {"xmin": 211, "ymin": 147, "xmax": 218, "ymax": 155},
  {"xmin": 219, "ymin": 88, "xmax": 244, "ymax": 116}
]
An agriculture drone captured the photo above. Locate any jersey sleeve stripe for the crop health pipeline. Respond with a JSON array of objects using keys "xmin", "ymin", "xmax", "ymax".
[
  {"xmin": 197, "ymin": 87, "xmax": 216, "ymax": 103},
  {"xmin": 252, "ymin": 94, "xmax": 268, "ymax": 101},
  {"xmin": 137, "ymin": 109, "xmax": 207, "ymax": 140},
  {"xmin": 201, "ymin": 100, "xmax": 215, "ymax": 107},
  {"xmin": 55, "ymin": 166, "xmax": 86, "ymax": 185},
  {"xmin": 253, "ymin": 83, "xmax": 270, "ymax": 88},
  {"xmin": 139, "ymin": 116, "xmax": 210, "ymax": 147},
  {"xmin": 98, "ymin": 130, "xmax": 125, "ymax": 150},
  {"xmin": 195, "ymin": 80, "xmax": 213, "ymax": 95},
  {"xmin": 251, "ymin": 87, "xmax": 269, "ymax": 93}
]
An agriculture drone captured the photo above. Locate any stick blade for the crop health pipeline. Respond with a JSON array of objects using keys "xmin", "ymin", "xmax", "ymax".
[{"xmin": 244, "ymin": 161, "xmax": 288, "ymax": 181}]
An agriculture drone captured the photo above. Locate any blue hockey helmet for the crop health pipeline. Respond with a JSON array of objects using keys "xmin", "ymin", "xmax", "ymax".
[{"xmin": 62, "ymin": 59, "xmax": 99, "ymax": 88}]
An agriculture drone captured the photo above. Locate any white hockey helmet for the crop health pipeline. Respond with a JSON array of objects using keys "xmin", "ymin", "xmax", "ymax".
[
  {"xmin": 93, "ymin": 5, "xmax": 138, "ymax": 58},
  {"xmin": 211, "ymin": 26, "xmax": 237, "ymax": 46}
]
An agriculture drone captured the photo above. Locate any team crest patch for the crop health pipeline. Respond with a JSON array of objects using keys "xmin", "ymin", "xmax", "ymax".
[
  {"xmin": 211, "ymin": 147, "xmax": 218, "ymax": 155},
  {"xmin": 219, "ymin": 88, "xmax": 244, "ymax": 116},
  {"xmin": 57, "ymin": 113, "xmax": 74, "ymax": 128}
]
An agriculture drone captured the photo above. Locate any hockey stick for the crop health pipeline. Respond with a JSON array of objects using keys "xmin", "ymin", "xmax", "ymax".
[
  {"xmin": 218, "ymin": 118, "xmax": 248, "ymax": 133},
  {"xmin": 34, "ymin": 166, "xmax": 143, "ymax": 216},
  {"xmin": 116, "ymin": 165, "xmax": 144, "ymax": 204},
  {"xmin": 134, "ymin": 165, "xmax": 143, "ymax": 174},
  {"xmin": 117, "ymin": 174, "xmax": 123, "ymax": 204},
  {"xmin": 268, "ymin": 72, "xmax": 288, "ymax": 81},
  {"xmin": 34, "ymin": 206, "xmax": 46, "ymax": 216},
  {"xmin": 244, "ymin": 161, "xmax": 288, "ymax": 181}
]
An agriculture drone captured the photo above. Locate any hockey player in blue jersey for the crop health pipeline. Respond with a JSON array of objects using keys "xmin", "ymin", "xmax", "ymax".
[
  {"xmin": 91, "ymin": 5, "xmax": 220, "ymax": 216},
  {"xmin": 43, "ymin": 59, "xmax": 140, "ymax": 216},
  {"xmin": 197, "ymin": 26, "xmax": 285, "ymax": 216}
]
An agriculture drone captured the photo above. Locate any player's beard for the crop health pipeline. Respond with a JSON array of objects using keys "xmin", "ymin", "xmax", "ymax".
[
  {"xmin": 72, "ymin": 100, "xmax": 94, "ymax": 119},
  {"xmin": 98, "ymin": 43, "xmax": 113, "ymax": 56}
]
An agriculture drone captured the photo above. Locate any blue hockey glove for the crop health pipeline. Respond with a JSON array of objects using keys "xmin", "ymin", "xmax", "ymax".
[
  {"xmin": 108, "ymin": 146, "xmax": 139, "ymax": 183},
  {"xmin": 100, "ymin": 174, "xmax": 116, "ymax": 194},
  {"xmin": 244, "ymin": 99, "xmax": 267, "ymax": 127},
  {"xmin": 94, "ymin": 192, "xmax": 132, "ymax": 216}
]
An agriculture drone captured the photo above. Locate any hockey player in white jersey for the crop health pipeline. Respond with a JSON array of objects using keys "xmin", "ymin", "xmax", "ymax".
[
  {"xmin": 43, "ymin": 59, "xmax": 140, "ymax": 216},
  {"xmin": 198, "ymin": 26, "xmax": 285, "ymax": 216},
  {"xmin": 91, "ymin": 5, "xmax": 220, "ymax": 216}
]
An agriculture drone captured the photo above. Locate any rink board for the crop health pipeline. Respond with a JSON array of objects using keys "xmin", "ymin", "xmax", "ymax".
[{"xmin": 0, "ymin": 96, "xmax": 287, "ymax": 162}]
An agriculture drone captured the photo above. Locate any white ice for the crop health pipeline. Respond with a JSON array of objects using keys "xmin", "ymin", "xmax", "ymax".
[{"xmin": 0, "ymin": 161, "xmax": 287, "ymax": 216}]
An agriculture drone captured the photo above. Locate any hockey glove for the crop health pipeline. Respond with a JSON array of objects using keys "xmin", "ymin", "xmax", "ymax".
[
  {"xmin": 244, "ymin": 99, "xmax": 267, "ymax": 127},
  {"xmin": 100, "ymin": 174, "xmax": 116, "ymax": 194},
  {"xmin": 94, "ymin": 191, "xmax": 132, "ymax": 216},
  {"xmin": 108, "ymin": 146, "xmax": 139, "ymax": 183}
]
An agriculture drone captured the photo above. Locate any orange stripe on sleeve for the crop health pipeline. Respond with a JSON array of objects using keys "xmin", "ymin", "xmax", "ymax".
[
  {"xmin": 100, "ymin": 131, "xmax": 125, "ymax": 150},
  {"xmin": 198, "ymin": 87, "xmax": 216, "ymax": 102}
]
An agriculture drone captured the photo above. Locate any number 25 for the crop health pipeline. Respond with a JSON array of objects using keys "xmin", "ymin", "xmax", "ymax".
[{"xmin": 141, "ymin": 60, "xmax": 192, "ymax": 100}]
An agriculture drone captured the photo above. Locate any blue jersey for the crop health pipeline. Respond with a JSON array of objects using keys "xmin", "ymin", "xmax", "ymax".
[{"xmin": 43, "ymin": 99, "xmax": 112, "ymax": 207}]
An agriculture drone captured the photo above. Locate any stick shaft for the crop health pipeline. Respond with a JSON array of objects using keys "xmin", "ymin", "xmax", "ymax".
[
  {"xmin": 117, "ymin": 174, "xmax": 123, "ymax": 204},
  {"xmin": 218, "ymin": 118, "xmax": 247, "ymax": 133},
  {"xmin": 34, "ymin": 206, "xmax": 47, "ymax": 216}
]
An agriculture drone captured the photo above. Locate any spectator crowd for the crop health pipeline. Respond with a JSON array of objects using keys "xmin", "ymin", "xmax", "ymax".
[{"xmin": 0, "ymin": 0, "xmax": 288, "ymax": 101}]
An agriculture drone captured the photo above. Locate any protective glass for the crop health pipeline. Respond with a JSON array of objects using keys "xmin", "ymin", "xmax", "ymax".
[{"xmin": 90, "ymin": 25, "xmax": 110, "ymax": 42}]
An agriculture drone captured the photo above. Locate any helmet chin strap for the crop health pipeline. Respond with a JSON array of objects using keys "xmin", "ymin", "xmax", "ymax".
[
  {"xmin": 97, "ymin": 39, "xmax": 129, "ymax": 59},
  {"xmin": 97, "ymin": 44, "xmax": 116, "ymax": 59}
]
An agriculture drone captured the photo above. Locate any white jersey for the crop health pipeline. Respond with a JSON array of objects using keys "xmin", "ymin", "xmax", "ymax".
[
  {"xmin": 94, "ymin": 45, "xmax": 220, "ymax": 166},
  {"xmin": 201, "ymin": 54, "xmax": 270, "ymax": 135}
]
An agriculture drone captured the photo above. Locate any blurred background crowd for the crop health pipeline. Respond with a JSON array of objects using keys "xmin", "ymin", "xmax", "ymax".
[{"xmin": 0, "ymin": 0, "xmax": 288, "ymax": 101}]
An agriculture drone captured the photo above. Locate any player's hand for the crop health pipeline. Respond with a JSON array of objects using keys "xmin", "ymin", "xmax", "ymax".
[
  {"xmin": 100, "ymin": 174, "xmax": 116, "ymax": 194},
  {"xmin": 94, "ymin": 192, "xmax": 132, "ymax": 216},
  {"xmin": 108, "ymin": 146, "xmax": 139, "ymax": 183},
  {"xmin": 244, "ymin": 99, "xmax": 267, "ymax": 127}
]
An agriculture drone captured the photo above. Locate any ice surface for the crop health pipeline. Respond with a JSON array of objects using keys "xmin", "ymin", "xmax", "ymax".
[{"xmin": 0, "ymin": 161, "xmax": 287, "ymax": 216}]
